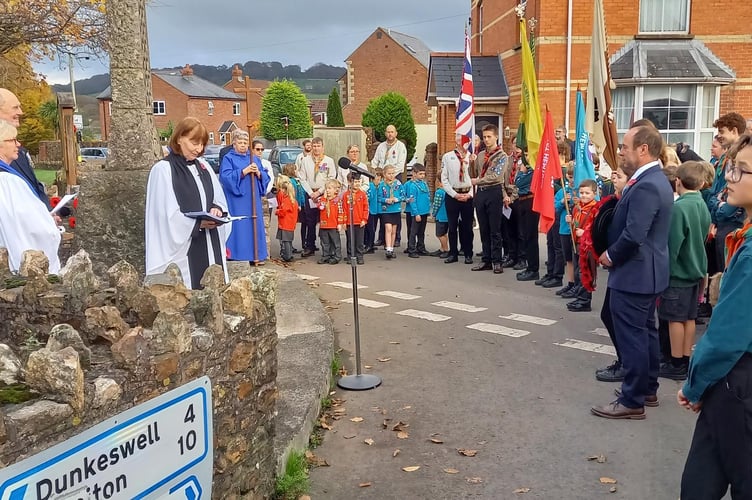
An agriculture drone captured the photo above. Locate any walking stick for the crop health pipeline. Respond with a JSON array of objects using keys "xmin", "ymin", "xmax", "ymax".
[
  {"xmin": 250, "ymin": 159, "xmax": 259, "ymax": 264},
  {"xmin": 560, "ymin": 177, "xmax": 577, "ymax": 249}
]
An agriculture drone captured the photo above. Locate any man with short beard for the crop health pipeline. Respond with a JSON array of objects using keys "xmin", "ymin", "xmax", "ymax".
[{"xmin": 296, "ymin": 139, "xmax": 312, "ymax": 172}]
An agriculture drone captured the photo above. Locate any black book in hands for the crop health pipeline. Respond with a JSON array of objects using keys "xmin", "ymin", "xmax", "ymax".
[{"xmin": 184, "ymin": 211, "xmax": 246, "ymax": 225}]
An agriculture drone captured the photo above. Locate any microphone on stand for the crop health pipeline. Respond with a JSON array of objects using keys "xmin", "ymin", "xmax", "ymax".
[{"xmin": 337, "ymin": 157, "xmax": 375, "ymax": 179}]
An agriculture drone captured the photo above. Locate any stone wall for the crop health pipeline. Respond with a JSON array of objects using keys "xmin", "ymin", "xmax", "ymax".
[{"xmin": 0, "ymin": 249, "xmax": 278, "ymax": 499}]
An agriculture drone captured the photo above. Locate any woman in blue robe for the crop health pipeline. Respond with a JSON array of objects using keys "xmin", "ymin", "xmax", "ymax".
[{"xmin": 219, "ymin": 131, "xmax": 270, "ymax": 263}]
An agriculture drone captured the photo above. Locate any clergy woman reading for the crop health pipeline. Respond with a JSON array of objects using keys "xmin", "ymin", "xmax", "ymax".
[
  {"xmin": 219, "ymin": 131, "xmax": 270, "ymax": 264},
  {"xmin": 0, "ymin": 120, "xmax": 61, "ymax": 273},
  {"xmin": 145, "ymin": 117, "xmax": 230, "ymax": 289}
]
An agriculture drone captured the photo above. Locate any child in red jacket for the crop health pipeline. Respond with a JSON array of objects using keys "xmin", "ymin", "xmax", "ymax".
[
  {"xmin": 342, "ymin": 172, "xmax": 369, "ymax": 264},
  {"xmin": 275, "ymin": 175, "xmax": 299, "ymax": 262},
  {"xmin": 318, "ymin": 179, "xmax": 344, "ymax": 264}
]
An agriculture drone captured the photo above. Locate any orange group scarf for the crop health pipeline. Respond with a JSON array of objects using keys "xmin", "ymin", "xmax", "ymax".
[{"xmin": 725, "ymin": 221, "xmax": 752, "ymax": 268}]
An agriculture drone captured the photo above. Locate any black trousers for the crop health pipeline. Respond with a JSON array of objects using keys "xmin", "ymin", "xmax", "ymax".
[
  {"xmin": 547, "ymin": 218, "xmax": 564, "ymax": 278},
  {"xmin": 475, "ymin": 185, "xmax": 504, "ymax": 263},
  {"xmin": 501, "ymin": 205, "xmax": 519, "ymax": 262},
  {"xmin": 658, "ymin": 319, "xmax": 671, "ymax": 362},
  {"xmin": 405, "ymin": 211, "xmax": 412, "ymax": 242},
  {"xmin": 303, "ymin": 197, "xmax": 320, "ymax": 251},
  {"xmin": 365, "ymin": 214, "xmax": 378, "ymax": 249},
  {"xmin": 345, "ymin": 225, "xmax": 365, "ymax": 258},
  {"xmin": 407, "ymin": 214, "xmax": 428, "ymax": 254},
  {"xmin": 681, "ymin": 354, "xmax": 752, "ymax": 499},
  {"xmin": 516, "ymin": 197, "xmax": 539, "ymax": 272},
  {"xmin": 445, "ymin": 195, "xmax": 474, "ymax": 258},
  {"xmin": 600, "ymin": 287, "xmax": 621, "ymax": 363}
]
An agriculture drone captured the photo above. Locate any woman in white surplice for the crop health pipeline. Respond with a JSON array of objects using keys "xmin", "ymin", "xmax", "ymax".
[
  {"xmin": 0, "ymin": 121, "xmax": 61, "ymax": 273},
  {"xmin": 145, "ymin": 117, "xmax": 231, "ymax": 289}
]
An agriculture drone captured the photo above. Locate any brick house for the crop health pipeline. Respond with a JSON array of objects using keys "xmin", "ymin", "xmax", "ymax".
[
  {"xmin": 97, "ymin": 64, "xmax": 248, "ymax": 145},
  {"xmin": 469, "ymin": 0, "xmax": 749, "ymax": 156},
  {"xmin": 339, "ymin": 27, "xmax": 437, "ymax": 159}
]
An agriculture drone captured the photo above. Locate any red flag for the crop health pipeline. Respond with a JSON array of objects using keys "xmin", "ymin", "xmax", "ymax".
[{"xmin": 532, "ymin": 110, "xmax": 563, "ymax": 233}]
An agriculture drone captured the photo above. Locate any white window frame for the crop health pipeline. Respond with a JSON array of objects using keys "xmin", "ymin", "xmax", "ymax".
[
  {"xmin": 613, "ymin": 83, "xmax": 720, "ymax": 154},
  {"xmin": 208, "ymin": 132, "xmax": 215, "ymax": 144},
  {"xmin": 108, "ymin": 101, "xmax": 112, "ymax": 116},
  {"xmin": 232, "ymin": 102, "xmax": 241, "ymax": 116},
  {"xmin": 153, "ymin": 100, "xmax": 166, "ymax": 115},
  {"xmin": 219, "ymin": 133, "xmax": 227, "ymax": 145},
  {"xmin": 208, "ymin": 101, "xmax": 214, "ymax": 116},
  {"xmin": 638, "ymin": 0, "xmax": 691, "ymax": 34}
]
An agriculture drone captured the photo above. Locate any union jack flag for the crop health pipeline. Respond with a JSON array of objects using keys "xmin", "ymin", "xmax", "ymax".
[{"xmin": 455, "ymin": 33, "xmax": 475, "ymax": 154}]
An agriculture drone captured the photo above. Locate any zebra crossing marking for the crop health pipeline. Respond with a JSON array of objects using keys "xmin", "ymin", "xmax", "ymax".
[
  {"xmin": 553, "ymin": 339, "xmax": 616, "ymax": 356},
  {"xmin": 375, "ymin": 290, "xmax": 422, "ymax": 300},
  {"xmin": 340, "ymin": 298, "xmax": 390, "ymax": 309},
  {"xmin": 591, "ymin": 328, "xmax": 610, "ymax": 337},
  {"xmin": 296, "ymin": 274, "xmax": 320, "ymax": 281},
  {"xmin": 499, "ymin": 313, "xmax": 557, "ymax": 326},
  {"xmin": 395, "ymin": 309, "xmax": 451, "ymax": 322},
  {"xmin": 432, "ymin": 301, "xmax": 487, "ymax": 313},
  {"xmin": 326, "ymin": 281, "xmax": 368, "ymax": 290},
  {"xmin": 466, "ymin": 323, "xmax": 531, "ymax": 338}
]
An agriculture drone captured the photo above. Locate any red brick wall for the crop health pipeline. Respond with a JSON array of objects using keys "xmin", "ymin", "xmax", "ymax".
[
  {"xmin": 470, "ymin": 0, "xmax": 752, "ymax": 137},
  {"xmin": 342, "ymin": 28, "xmax": 431, "ymax": 126}
]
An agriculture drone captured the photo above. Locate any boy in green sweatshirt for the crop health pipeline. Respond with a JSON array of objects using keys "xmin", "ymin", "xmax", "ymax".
[{"xmin": 658, "ymin": 161, "xmax": 711, "ymax": 381}]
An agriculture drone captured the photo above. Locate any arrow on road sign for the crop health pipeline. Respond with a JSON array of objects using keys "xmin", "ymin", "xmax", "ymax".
[{"xmin": 169, "ymin": 475, "xmax": 202, "ymax": 500}]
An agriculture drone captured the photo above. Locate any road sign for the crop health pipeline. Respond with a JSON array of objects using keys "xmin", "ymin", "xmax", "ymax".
[
  {"xmin": 0, "ymin": 377, "xmax": 213, "ymax": 500},
  {"xmin": 73, "ymin": 114, "xmax": 83, "ymax": 129}
]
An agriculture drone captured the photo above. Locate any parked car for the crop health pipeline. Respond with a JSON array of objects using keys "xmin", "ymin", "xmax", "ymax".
[
  {"xmin": 79, "ymin": 147, "xmax": 109, "ymax": 164},
  {"xmin": 268, "ymin": 146, "xmax": 303, "ymax": 176},
  {"xmin": 203, "ymin": 144, "xmax": 224, "ymax": 173}
]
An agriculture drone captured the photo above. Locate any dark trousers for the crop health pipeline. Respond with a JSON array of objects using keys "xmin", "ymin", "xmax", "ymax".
[
  {"xmin": 681, "ymin": 354, "xmax": 752, "ymax": 499},
  {"xmin": 716, "ymin": 222, "xmax": 743, "ymax": 271},
  {"xmin": 610, "ymin": 289, "xmax": 660, "ymax": 408},
  {"xmin": 547, "ymin": 218, "xmax": 564, "ymax": 278},
  {"xmin": 501, "ymin": 206, "xmax": 519, "ymax": 262},
  {"xmin": 572, "ymin": 252, "xmax": 591, "ymax": 301},
  {"xmin": 319, "ymin": 228, "xmax": 341, "ymax": 261},
  {"xmin": 365, "ymin": 214, "xmax": 378, "ymax": 249},
  {"xmin": 405, "ymin": 212, "xmax": 412, "ymax": 242},
  {"xmin": 600, "ymin": 287, "xmax": 621, "ymax": 363},
  {"xmin": 408, "ymin": 214, "xmax": 428, "ymax": 254},
  {"xmin": 280, "ymin": 240, "xmax": 293, "ymax": 261},
  {"xmin": 378, "ymin": 214, "xmax": 402, "ymax": 244},
  {"xmin": 475, "ymin": 185, "xmax": 504, "ymax": 263},
  {"xmin": 445, "ymin": 195, "xmax": 474, "ymax": 258},
  {"xmin": 345, "ymin": 225, "xmax": 365, "ymax": 259},
  {"xmin": 303, "ymin": 197, "xmax": 320, "ymax": 251},
  {"xmin": 659, "ymin": 319, "xmax": 671, "ymax": 362},
  {"xmin": 516, "ymin": 197, "xmax": 540, "ymax": 272}
]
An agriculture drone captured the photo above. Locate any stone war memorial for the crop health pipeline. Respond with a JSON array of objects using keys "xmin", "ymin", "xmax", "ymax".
[{"xmin": 0, "ymin": 247, "xmax": 280, "ymax": 498}]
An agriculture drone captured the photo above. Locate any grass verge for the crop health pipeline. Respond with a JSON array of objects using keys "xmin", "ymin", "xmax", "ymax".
[
  {"xmin": 35, "ymin": 169, "xmax": 58, "ymax": 186},
  {"xmin": 274, "ymin": 450, "xmax": 309, "ymax": 500}
]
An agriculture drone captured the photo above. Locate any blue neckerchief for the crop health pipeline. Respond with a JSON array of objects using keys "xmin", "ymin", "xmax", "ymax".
[{"xmin": 0, "ymin": 159, "xmax": 41, "ymax": 200}]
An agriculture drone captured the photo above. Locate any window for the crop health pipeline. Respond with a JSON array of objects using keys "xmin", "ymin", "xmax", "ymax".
[
  {"xmin": 208, "ymin": 101, "xmax": 214, "ymax": 116},
  {"xmin": 232, "ymin": 102, "xmax": 241, "ymax": 116},
  {"xmin": 153, "ymin": 101, "xmax": 166, "ymax": 115},
  {"xmin": 208, "ymin": 132, "xmax": 215, "ymax": 144},
  {"xmin": 108, "ymin": 101, "xmax": 112, "ymax": 116},
  {"xmin": 219, "ymin": 133, "xmax": 227, "ymax": 145},
  {"xmin": 613, "ymin": 84, "xmax": 719, "ymax": 156},
  {"xmin": 639, "ymin": 0, "xmax": 690, "ymax": 33}
]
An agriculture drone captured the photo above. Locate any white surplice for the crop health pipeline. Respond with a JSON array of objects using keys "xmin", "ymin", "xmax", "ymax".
[
  {"xmin": 0, "ymin": 173, "xmax": 61, "ymax": 273},
  {"xmin": 145, "ymin": 159, "xmax": 231, "ymax": 289}
]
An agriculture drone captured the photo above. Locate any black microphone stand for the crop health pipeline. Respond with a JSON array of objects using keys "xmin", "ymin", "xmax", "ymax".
[{"xmin": 337, "ymin": 177, "xmax": 382, "ymax": 391}]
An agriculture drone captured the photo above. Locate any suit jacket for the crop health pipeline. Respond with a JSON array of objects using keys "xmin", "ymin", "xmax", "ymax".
[
  {"xmin": 606, "ymin": 164, "xmax": 674, "ymax": 294},
  {"xmin": 13, "ymin": 147, "xmax": 50, "ymax": 209}
]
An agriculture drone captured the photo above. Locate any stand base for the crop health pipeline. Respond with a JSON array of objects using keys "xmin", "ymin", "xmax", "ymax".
[{"xmin": 337, "ymin": 374, "xmax": 382, "ymax": 391}]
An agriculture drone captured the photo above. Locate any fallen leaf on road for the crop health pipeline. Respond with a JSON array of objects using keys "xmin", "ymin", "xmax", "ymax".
[
  {"xmin": 393, "ymin": 449, "xmax": 401, "ymax": 457},
  {"xmin": 392, "ymin": 421, "xmax": 409, "ymax": 431},
  {"xmin": 609, "ymin": 486, "xmax": 617, "ymax": 493},
  {"xmin": 377, "ymin": 357, "xmax": 392, "ymax": 362},
  {"xmin": 402, "ymin": 466, "xmax": 420, "ymax": 472},
  {"xmin": 350, "ymin": 417, "xmax": 364, "ymax": 422},
  {"xmin": 401, "ymin": 405, "xmax": 412, "ymax": 410},
  {"xmin": 319, "ymin": 418, "xmax": 332, "ymax": 430},
  {"xmin": 587, "ymin": 454, "xmax": 607, "ymax": 463},
  {"xmin": 343, "ymin": 434, "xmax": 356, "ymax": 439},
  {"xmin": 300, "ymin": 496, "xmax": 312, "ymax": 500},
  {"xmin": 339, "ymin": 367, "xmax": 348, "ymax": 376},
  {"xmin": 397, "ymin": 431, "xmax": 409, "ymax": 439},
  {"xmin": 364, "ymin": 365, "xmax": 372, "ymax": 369},
  {"xmin": 359, "ymin": 482, "xmax": 371, "ymax": 488},
  {"xmin": 364, "ymin": 438, "xmax": 374, "ymax": 446},
  {"xmin": 458, "ymin": 449, "xmax": 478, "ymax": 457},
  {"xmin": 382, "ymin": 419, "xmax": 391, "ymax": 429},
  {"xmin": 305, "ymin": 450, "xmax": 330, "ymax": 467},
  {"xmin": 466, "ymin": 477, "xmax": 483, "ymax": 484},
  {"xmin": 443, "ymin": 468, "xmax": 459, "ymax": 474},
  {"xmin": 599, "ymin": 477, "xmax": 617, "ymax": 484},
  {"xmin": 513, "ymin": 487, "xmax": 531, "ymax": 494},
  {"xmin": 389, "ymin": 341, "xmax": 400, "ymax": 344},
  {"xmin": 344, "ymin": 323, "xmax": 351, "ymax": 326},
  {"xmin": 429, "ymin": 438, "xmax": 444, "ymax": 444}
]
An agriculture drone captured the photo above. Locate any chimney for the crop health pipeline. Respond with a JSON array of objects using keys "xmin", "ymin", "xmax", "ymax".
[
  {"xmin": 180, "ymin": 64, "xmax": 193, "ymax": 77},
  {"xmin": 232, "ymin": 64, "xmax": 243, "ymax": 81}
]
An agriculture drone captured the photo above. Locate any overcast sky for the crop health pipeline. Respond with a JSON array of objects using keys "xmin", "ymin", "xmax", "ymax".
[{"xmin": 35, "ymin": 0, "xmax": 469, "ymax": 84}]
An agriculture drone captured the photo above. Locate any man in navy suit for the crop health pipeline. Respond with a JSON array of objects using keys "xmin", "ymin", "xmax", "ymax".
[
  {"xmin": 0, "ymin": 88, "xmax": 50, "ymax": 208},
  {"xmin": 591, "ymin": 125, "xmax": 674, "ymax": 420}
]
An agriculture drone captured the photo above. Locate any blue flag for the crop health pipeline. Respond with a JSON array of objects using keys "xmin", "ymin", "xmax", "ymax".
[{"xmin": 573, "ymin": 90, "xmax": 596, "ymax": 190}]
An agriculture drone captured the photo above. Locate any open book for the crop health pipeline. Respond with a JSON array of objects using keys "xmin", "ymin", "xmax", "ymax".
[{"xmin": 184, "ymin": 211, "xmax": 247, "ymax": 225}]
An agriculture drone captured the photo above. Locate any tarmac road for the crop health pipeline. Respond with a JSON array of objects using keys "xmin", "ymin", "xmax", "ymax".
[{"xmin": 275, "ymin": 229, "xmax": 702, "ymax": 500}]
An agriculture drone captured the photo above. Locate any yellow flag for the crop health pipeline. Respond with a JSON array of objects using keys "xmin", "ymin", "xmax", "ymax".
[{"xmin": 519, "ymin": 18, "xmax": 543, "ymax": 167}]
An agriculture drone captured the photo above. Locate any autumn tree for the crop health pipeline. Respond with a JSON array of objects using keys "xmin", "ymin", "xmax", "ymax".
[
  {"xmin": 362, "ymin": 92, "xmax": 417, "ymax": 161},
  {"xmin": 260, "ymin": 80, "xmax": 312, "ymax": 140},
  {"xmin": 0, "ymin": 0, "xmax": 107, "ymax": 57},
  {"xmin": 325, "ymin": 87, "xmax": 344, "ymax": 127}
]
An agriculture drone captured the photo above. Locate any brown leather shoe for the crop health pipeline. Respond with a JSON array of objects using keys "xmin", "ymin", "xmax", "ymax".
[
  {"xmin": 590, "ymin": 400, "xmax": 646, "ymax": 420},
  {"xmin": 614, "ymin": 389, "xmax": 659, "ymax": 407},
  {"xmin": 493, "ymin": 262, "xmax": 503, "ymax": 274}
]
